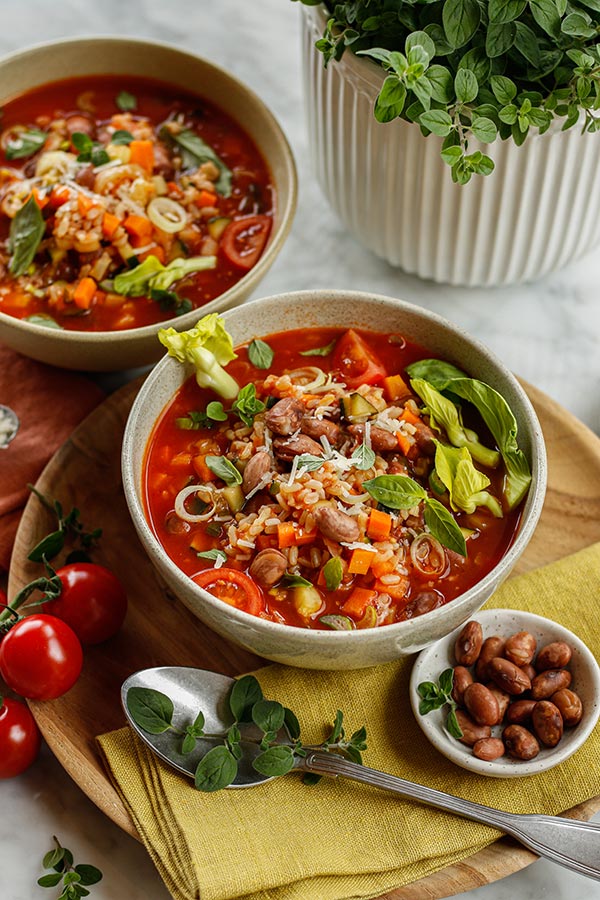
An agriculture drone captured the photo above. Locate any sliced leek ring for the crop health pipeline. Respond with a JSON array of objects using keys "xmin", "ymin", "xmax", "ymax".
[{"xmin": 147, "ymin": 196, "xmax": 188, "ymax": 234}]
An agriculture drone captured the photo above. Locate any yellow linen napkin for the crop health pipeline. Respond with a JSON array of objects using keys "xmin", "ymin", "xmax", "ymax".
[{"xmin": 98, "ymin": 543, "xmax": 600, "ymax": 900}]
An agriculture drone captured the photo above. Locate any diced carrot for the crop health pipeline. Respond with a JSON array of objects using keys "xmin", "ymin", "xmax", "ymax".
[
  {"xmin": 192, "ymin": 454, "xmax": 216, "ymax": 482},
  {"xmin": 169, "ymin": 451, "xmax": 193, "ymax": 469},
  {"xmin": 31, "ymin": 188, "xmax": 49, "ymax": 210},
  {"xmin": 396, "ymin": 430, "xmax": 414, "ymax": 457},
  {"xmin": 129, "ymin": 139, "xmax": 154, "ymax": 173},
  {"xmin": 72, "ymin": 276, "xmax": 97, "ymax": 310},
  {"xmin": 167, "ymin": 180, "xmax": 184, "ymax": 198},
  {"xmin": 49, "ymin": 186, "xmax": 71, "ymax": 208},
  {"xmin": 136, "ymin": 243, "xmax": 165, "ymax": 264},
  {"xmin": 77, "ymin": 192, "xmax": 95, "ymax": 216},
  {"xmin": 277, "ymin": 522, "xmax": 296, "ymax": 549},
  {"xmin": 384, "ymin": 374, "xmax": 412, "ymax": 403},
  {"xmin": 400, "ymin": 407, "xmax": 421, "ymax": 426},
  {"xmin": 256, "ymin": 534, "xmax": 278, "ymax": 551},
  {"xmin": 374, "ymin": 577, "xmax": 409, "ymax": 602},
  {"xmin": 348, "ymin": 548, "xmax": 375, "ymax": 575},
  {"xmin": 123, "ymin": 214, "xmax": 153, "ymax": 240},
  {"xmin": 102, "ymin": 211, "xmax": 122, "ymax": 239},
  {"xmin": 294, "ymin": 528, "xmax": 318, "ymax": 546},
  {"xmin": 341, "ymin": 587, "xmax": 377, "ymax": 618},
  {"xmin": 370, "ymin": 555, "xmax": 398, "ymax": 579},
  {"xmin": 197, "ymin": 189, "xmax": 218, "ymax": 208},
  {"xmin": 366, "ymin": 508, "xmax": 392, "ymax": 542}
]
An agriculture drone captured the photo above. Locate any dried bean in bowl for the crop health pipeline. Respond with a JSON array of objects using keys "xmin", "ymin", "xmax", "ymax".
[{"xmin": 454, "ymin": 621, "xmax": 483, "ymax": 667}]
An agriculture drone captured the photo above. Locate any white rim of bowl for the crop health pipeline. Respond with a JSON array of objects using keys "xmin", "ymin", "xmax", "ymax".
[
  {"xmin": 409, "ymin": 609, "xmax": 600, "ymax": 776},
  {"xmin": 121, "ymin": 288, "xmax": 548, "ymax": 645},
  {"xmin": 0, "ymin": 34, "xmax": 297, "ymax": 343}
]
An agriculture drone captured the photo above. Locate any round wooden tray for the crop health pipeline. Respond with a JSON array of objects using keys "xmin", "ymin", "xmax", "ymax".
[{"xmin": 9, "ymin": 378, "xmax": 600, "ymax": 900}]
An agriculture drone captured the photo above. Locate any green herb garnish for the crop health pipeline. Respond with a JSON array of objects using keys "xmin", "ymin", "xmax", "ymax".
[
  {"xmin": 115, "ymin": 90, "xmax": 137, "ymax": 111},
  {"xmin": 299, "ymin": 339, "xmax": 337, "ymax": 357},
  {"xmin": 248, "ymin": 338, "xmax": 274, "ymax": 369},
  {"xmin": 231, "ymin": 383, "xmax": 266, "ymax": 427},
  {"xmin": 205, "ymin": 455, "xmax": 242, "ymax": 486},
  {"xmin": 281, "ymin": 572, "xmax": 313, "ymax": 588},
  {"xmin": 38, "ymin": 836, "xmax": 102, "ymax": 897},
  {"xmin": 126, "ymin": 675, "xmax": 368, "ymax": 792},
  {"xmin": 70, "ymin": 132, "xmax": 110, "ymax": 166},
  {"xmin": 150, "ymin": 287, "xmax": 193, "ymax": 317},
  {"xmin": 26, "ymin": 485, "xmax": 102, "ymax": 564},
  {"xmin": 5, "ymin": 128, "xmax": 47, "ymax": 160},
  {"xmin": 9, "ymin": 195, "xmax": 45, "ymax": 276},
  {"xmin": 196, "ymin": 548, "xmax": 228, "ymax": 565},
  {"xmin": 322, "ymin": 556, "xmax": 343, "ymax": 591},
  {"xmin": 111, "ymin": 129, "xmax": 135, "ymax": 145},
  {"xmin": 351, "ymin": 440, "xmax": 376, "ymax": 471},
  {"xmin": 165, "ymin": 128, "xmax": 233, "ymax": 196},
  {"xmin": 417, "ymin": 668, "xmax": 463, "ymax": 740}
]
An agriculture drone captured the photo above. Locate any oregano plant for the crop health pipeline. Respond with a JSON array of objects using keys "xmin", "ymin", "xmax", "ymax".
[
  {"xmin": 294, "ymin": 0, "xmax": 600, "ymax": 182},
  {"xmin": 126, "ymin": 674, "xmax": 368, "ymax": 791},
  {"xmin": 38, "ymin": 837, "xmax": 102, "ymax": 899}
]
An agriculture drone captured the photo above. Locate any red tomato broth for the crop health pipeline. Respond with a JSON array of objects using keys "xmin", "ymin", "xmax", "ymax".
[
  {"xmin": 143, "ymin": 327, "xmax": 523, "ymax": 629},
  {"xmin": 0, "ymin": 75, "xmax": 274, "ymax": 331}
]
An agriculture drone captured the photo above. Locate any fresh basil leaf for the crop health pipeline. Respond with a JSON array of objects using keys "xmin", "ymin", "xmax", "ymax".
[
  {"xmin": 323, "ymin": 555, "xmax": 343, "ymax": 591},
  {"xmin": 25, "ymin": 314, "xmax": 63, "ymax": 329},
  {"xmin": 196, "ymin": 548, "xmax": 228, "ymax": 564},
  {"xmin": 248, "ymin": 338, "xmax": 274, "ymax": 369},
  {"xmin": 229, "ymin": 674, "xmax": 263, "ymax": 722},
  {"xmin": 150, "ymin": 288, "xmax": 193, "ymax": 317},
  {"xmin": 406, "ymin": 358, "xmax": 467, "ymax": 389},
  {"xmin": 5, "ymin": 128, "xmax": 47, "ymax": 160},
  {"xmin": 232, "ymin": 383, "xmax": 266, "ymax": 427},
  {"xmin": 126, "ymin": 687, "xmax": 174, "ymax": 734},
  {"xmin": 252, "ymin": 699, "xmax": 286, "ymax": 734},
  {"xmin": 111, "ymin": 129, "xmax": 134, "ymax": 145},
  {"xmin": 9, "ymin": 195, "xmax": 45, "ymax": 276},
  {"xmin": 91, "ymin": 146, "xmax": 110, "ymax": 166},
  {"xmin": 71, "ymin": 131, "xmax": 93, "ymax": 156},
  {"xmin": 170, "ymin": 129, "xmax": 233, "ymax": 196},
  {"xmin": 116, "ymin": 90, "xmax": 137, "ymax": 111},
  {"xmin": 194, "ymin": 745, "xmax": 238, "ymax": 791},
  {"xmin": 295, "ymin": 452, "xmax": 326, "ymax": 472},
  {"xmin": 253, "ymin": 745, "xmax": 295, "ymax": 777},
  {"xmin": 363, "ymin": 474, "xmax": 427, "ymax": 510},
  {"xmin": 205, "ymin": 455, "xmax": 242, "ymax": 486},
  {"xmin": 424, "ymin": 497, "xmax": 467, "ymax": 556},
  {"xmin": 299, "ymin": 339, "xmax": 337, "ymax": 357},
  {"xmin": 74, "ymin": 865, "xmax": 103, "ymax": 886},
  {"xmin": 351, "ymin": 441, "xmax": 376, "ymax": 471}
]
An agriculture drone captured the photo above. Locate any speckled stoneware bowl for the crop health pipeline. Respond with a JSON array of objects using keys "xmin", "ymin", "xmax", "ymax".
[
  {"xmin": 410, "ymin": 610, "xmax": 600, "ymax": 776},
  {"xmin": 0, "ymin": 37, "xmax": 297, "ymax": 371},
  {"xmin": 121, "ymin": 290, "xmax": 547, "ymax": 670}
]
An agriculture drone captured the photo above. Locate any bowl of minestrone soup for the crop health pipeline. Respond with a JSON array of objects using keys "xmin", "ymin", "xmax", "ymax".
[
  {"xmin": 0, "ymin": 37, "xmax": 296, "ymax": 370},
  {"xmin": 122, "ymin": 289, "xmax": 547, "ymax": 669}
]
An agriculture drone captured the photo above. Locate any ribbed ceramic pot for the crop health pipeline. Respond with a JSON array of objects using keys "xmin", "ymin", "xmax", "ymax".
[{"xmin": 301, "ymin": 5, "xmax": 600, "ymax": 286}]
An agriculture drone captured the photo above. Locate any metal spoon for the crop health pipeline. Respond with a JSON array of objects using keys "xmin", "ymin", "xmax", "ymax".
[
  {"xmin": 0, "ymin": 405, "xmax": 19, "ymax": 448},
  {"xmin": 121, "ymin": 666, "xmax": 600, "ymax": 882}
]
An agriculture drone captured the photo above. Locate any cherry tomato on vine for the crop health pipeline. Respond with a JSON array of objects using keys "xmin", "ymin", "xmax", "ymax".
[
  {"xmin": 42, "ymin": 563, "xmax": 127, "ymax": 645},
  {"xmin": 221, "ymin": 215, "xmax": 272, "ymax": 271},
  {"xmin": 0, "ymin": 615, "xmax": 83, "ymax": 700},
  {"xmin": 332, "ymin": 329, "xmax": 388, "ymax": 388},
  {"xmin": 0, "ymin": 697, "xmax": 41, "ymax": 778},
  {"xmin": 193, "ymin": 567, "xmax": 264, "ymax": 616}
]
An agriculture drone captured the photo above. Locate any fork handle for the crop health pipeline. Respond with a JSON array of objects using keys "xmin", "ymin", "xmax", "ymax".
[{"xmin": 302, "ymin": 751, "xmax": 600, "ymax": 881}]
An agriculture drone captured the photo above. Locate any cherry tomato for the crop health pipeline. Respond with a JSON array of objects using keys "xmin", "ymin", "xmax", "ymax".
[
  {"xmin": 193, "ymin": 568, "xmax": 264, "ymax": 616},
  {"xmin": 0, "ymin": 615, "xmax": 83, "ymax": 700},
  {"xmin": 332, "ymin": 329, "xmax": 388, "ymax": 388},
  {"xmin": 220, "ymin": 215, "xmax": 272, "ymax": 271},
  {"xmin": 42, "ymin": 563, "xmax": 127, "ymax": 645},
  {"xmin": 0, "ymin": 697, "xmax": 41, "ymax": 778}
]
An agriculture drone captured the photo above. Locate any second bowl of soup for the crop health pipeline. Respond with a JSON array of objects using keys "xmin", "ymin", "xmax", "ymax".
[{"xmin": 122, "ymin": 290, "xmax": 547, "ymax": 669}]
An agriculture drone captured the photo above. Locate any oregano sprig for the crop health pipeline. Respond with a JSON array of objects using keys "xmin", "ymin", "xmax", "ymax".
[
  {"xmin": 126, "ymin": 674, "xmax": 368, "ymax": 792},
  {"xmin": 27, "ymin": 485, "xmax": 102, "ymax": 564},
  {"xmin": 295, "ymin": 0, "xmax": 600, "ymax": 183},
  {"xmin": 417, "ymin": 668, "xmax": 464, "ymax": 739},
  {"xmin": 38, "ymin": 836, "xmax": 102, "ymax": 899}
]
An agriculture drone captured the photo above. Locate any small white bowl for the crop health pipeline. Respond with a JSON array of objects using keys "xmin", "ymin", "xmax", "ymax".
[{"xmin": 410, "ymin": 609, "xmax": 600, "ymax": 777}]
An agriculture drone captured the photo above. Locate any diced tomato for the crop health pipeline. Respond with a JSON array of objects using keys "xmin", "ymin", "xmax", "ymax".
[
  {"xmin": 332, "ymin": 329, "xmax": 387, "ymax": 388},
  {"xmin": 193, "ymin": 568, "xmax": 264, "ymax": 616},
  {"xmin": 221, "ymin": 215, "xmax": 272, "ymax": 271}
]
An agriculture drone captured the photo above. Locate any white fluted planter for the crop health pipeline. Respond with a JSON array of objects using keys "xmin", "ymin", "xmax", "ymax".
[{"xmin": 301, "ymin": 5, "xmax": 600, "ymax": 286}]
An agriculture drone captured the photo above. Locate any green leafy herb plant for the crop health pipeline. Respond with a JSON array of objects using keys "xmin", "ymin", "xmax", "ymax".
[
  {"xmin": 417, "ymin": 668, "xmax": 464, "ymax": 739},
  {"xmin": 126, "ymin": 674, "xmax": 368, "ymax": 792},
  {"xmin": 38, "ymin": 837, "xmax": 102, "ymax": 899},
  {"xmin": 295, "ymin": 0, "xmax": 600, "ymax": 182}
]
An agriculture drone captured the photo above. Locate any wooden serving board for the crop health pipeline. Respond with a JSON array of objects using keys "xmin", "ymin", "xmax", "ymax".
[{"xmin": 9, "ymin": 378, "xmax": 600, "ymax": 900}]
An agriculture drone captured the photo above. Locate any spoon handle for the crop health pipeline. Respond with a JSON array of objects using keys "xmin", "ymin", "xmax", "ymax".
[{"xmin": 302, "ymin": 751, "xmax": 600, "ymax": 881}]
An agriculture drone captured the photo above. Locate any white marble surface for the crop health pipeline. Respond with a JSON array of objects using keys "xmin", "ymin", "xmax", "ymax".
[{"xmin": 2, "ymin": 1, "xmax": 600, "ymax": 899}]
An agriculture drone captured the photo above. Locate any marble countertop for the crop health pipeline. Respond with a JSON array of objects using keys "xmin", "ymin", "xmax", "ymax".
[{"xmin": 2, "ymin": 1, "xmax": 600, "ymax": 899}]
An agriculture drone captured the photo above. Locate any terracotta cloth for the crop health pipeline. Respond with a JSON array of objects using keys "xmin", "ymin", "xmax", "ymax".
[{"xmin": 0, "ymin": 345, "xmax": 104, "ymax": 570}]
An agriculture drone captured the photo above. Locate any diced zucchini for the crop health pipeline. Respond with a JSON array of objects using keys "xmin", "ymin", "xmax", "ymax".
[
  {"xmin": 222, "ymin": 484, "xmax": 244, "ymax": 513},
  {"xmin": 429, "ymin": 470, "xmax": 447, "ymax": 495},
  {"xmin": 208, "ymin": 216, "xmax": 232, "ymax": 241},
  {"xmin": 340, "ymin": 392, "xmax": 378, "ymax": 422},
  {"xmin": 293, "ymin": 585, "xmax": 322, "ymax": 617}
]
